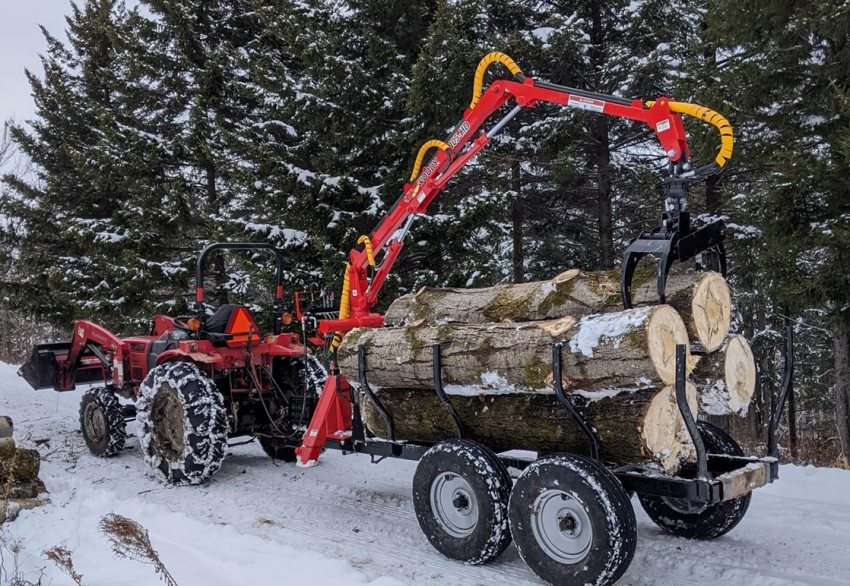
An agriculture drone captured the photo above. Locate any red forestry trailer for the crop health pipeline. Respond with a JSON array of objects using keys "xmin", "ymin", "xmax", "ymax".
[{"xmin": 20, "ymin": 54, "xmax": 793, "ymax": 586}]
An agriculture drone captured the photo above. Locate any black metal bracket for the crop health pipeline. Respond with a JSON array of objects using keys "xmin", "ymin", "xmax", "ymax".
[
  {"xmin": 552, "ymin": 344, "xmax": 600, "ymax": 460},
  {"xmin": 432, "ymin": 344, "xmax": 464, "ymax": 439},
  {"xmin": 357, "ymin": 345, "xmax": 394, "ymax": 442},
  {"xmin": 621, "ymin": 173, "xmax": 726, "ymax": 309},
  {"xmin": 620, "ymin": 220, "xmax": 726, "ymax": 309},
  {"xmin": 768, "ymin": 326, "xmax": 795, "ymax": 458},
  {"xmin": 675, "ymin": 344, "xmax": 708, "ymax": 480}
]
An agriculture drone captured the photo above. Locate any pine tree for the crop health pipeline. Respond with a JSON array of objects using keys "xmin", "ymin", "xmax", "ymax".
[
  {"xmin": 701, "ymin": 0, "xmax": 850, "ymax": 459},
  {"xmin": 1, "ymin": 0, "xmax": 193, "ymax": 330}
]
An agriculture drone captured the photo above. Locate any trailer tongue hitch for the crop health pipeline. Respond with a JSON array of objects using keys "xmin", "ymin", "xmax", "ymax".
[{"xmin": 620, "ymin": 173, "xmax": 727, "ymax": 309}]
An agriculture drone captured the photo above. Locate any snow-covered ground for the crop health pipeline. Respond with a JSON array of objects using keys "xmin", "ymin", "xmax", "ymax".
[{"xmin": 1, "ymin": 360, "xmax": 849, "ymax": 586}]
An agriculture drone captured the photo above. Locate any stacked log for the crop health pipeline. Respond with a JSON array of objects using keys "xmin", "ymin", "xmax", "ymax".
[
  {"xmin": 341, "ymin": 267, "xmax": 756, "ymax": 474},
  {"xmin": 383, "ymin": 268, "xmax": 752, "ymax": 417},
  {"xmin": 0, "ymin": 416, "xmax": 47, "ymax": 517},
  {"xmin": 339, "ymin": 306, "xmax": 700, "ymax": 473},
  {"xmin": 384, "ymin": 268, "xmax": 732, "ymax": 352}
]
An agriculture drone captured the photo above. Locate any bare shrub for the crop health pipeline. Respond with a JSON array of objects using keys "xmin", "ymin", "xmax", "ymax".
[
  {"xmin": 44, "ymin": 545, "xmax": 85, "ymax": 586},
  {"xmin": 98, "ymin": 513, "xmax": 178, "ymax": 586}
]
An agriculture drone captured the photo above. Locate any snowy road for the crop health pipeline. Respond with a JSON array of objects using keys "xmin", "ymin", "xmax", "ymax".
[{"xmin": 1, "ymin": 361, "xmax": 849, "ymax": 586}]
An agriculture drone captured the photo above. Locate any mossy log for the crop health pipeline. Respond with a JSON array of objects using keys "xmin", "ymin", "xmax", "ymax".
[
  {"xmin": 0, "ymin": 416, "xmax": 12, "ymax": 439},
  {"xmin": 692, "ymin": 334, "xmax": 756, "ymax": 416},
  {"xmin": 384, "ymin": 269, "xmax": 730, "ymax": 352},
  {"xmin": 358, "ymin": 383, "xmax": 698, "ymax": 474},
  {"xmin": 339, "ymin": 305, "xmax": 692, "ymax": 393},
  {"xmin": 0, "ymin": 438, "xmax": 16, "ymax": 460},
  {"xmin": 0, "ymin": 448, "xmax": 41, "ymax": 482}
]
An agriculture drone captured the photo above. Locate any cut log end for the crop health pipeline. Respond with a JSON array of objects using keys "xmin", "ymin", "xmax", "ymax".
[
  {"xmin": 691, "ymin": 271, "xmax": 732, "ymax": 352},
  {"xmin": 725, "ymin": 334, "xmax": 756, "ymax": 414},
  {"xmin": 647, "ymin": 305, "xmax": 692, "ymax": 385},
  {"xmin": 642, "ymin": 382, "xmax": 698, "ymax": 474},
  {"xmin": 693, "ymin": 334, "xmax": 756, "ymax": 417}
]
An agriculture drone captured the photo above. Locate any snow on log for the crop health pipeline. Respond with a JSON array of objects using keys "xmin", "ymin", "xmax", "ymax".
[
  {"xmin": 692, "ymin": 334, "xmax": 757, "ymax": 416},
  {"xmin": 357, "ymin": 383, "xmax": 698, "ymax": 474},
  {"xmin": 338, "ymin": 305, "xmax": 693, "ymax": 393},
  {"xmin": 383, "ymin": 269, "xmax": 731, "ymax": 352}
]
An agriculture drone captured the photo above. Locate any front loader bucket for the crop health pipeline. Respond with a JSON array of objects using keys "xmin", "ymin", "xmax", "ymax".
[{"xmin": 18, "ymin": 343, "xmax": 69, "ymax": 390}]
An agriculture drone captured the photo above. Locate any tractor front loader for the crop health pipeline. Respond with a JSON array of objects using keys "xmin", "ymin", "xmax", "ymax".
[{"xmin": 20, "ymin": 242, "xmax": 327, "ymax": 484}]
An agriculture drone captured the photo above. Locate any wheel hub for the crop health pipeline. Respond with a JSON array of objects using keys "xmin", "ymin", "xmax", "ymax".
[
  {"xmin": 430, "ymin": 472, "xmax": 479, "ymax": 538},
  {"xmin": 150, "ymin": 385, "xmax": 186, "ymax": 461},
  {"xmin": 531, "ymin": 489, "xmax": 593, "ymax": 564},
  {"xmin": 83, "ymin": 403, "xmax": 107, "ymax": 445}
]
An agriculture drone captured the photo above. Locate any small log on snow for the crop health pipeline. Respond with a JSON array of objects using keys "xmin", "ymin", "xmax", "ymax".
[
  {"xmin": 358, "ymin": 383, "xmax": 698, "ymax": 474},
  {"xmin": 692, "ymin": 334, "xmax": 757, "ymax": 416},
  {"xmin": 384, "ymin": 269, "xmax": 731, "ymax": 352},
  {"xmin": 0, "ymin": 438, "xmax": 16, "ymax": 460},
  {"xmin": 0, "ymin": 416, "xmax": 13, "ymax": 439},
  {"xmin": 0, "ymin": 448, "xmax": 41, "ymax": 482},
  {"xmin": 339, "ymin": 305, "xmax": 693, "ymax": 393}
]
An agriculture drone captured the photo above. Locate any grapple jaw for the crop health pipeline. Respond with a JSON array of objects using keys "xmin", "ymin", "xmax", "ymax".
[{"xmin": 621, "ymin": 175, "xmax": 727, "ymax": 309}]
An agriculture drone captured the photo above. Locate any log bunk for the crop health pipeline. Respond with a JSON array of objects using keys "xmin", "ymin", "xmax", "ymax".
[{"xmin": 338, "ymin": 268, "xmax": 757, "ymax": 475}]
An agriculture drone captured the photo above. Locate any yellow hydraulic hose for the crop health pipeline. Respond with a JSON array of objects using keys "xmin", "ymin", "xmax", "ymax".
[
  {"xmin": 330, "ymin": 264, "xmax": 352, "ymax": 352},
  {"xmin": 647, "ymin": 100, "xmax": 734, "ymax": 168},
  {"xmin": 409, "ymin": 140, "xmax": 449, "ymax": 183},
  {"xmin": 357, "ymin": 235, "xmax": 376, "ymax": 267},
  {"xmin": 470, "ymin": 52, "xmax": 524, "ymax": 110}
]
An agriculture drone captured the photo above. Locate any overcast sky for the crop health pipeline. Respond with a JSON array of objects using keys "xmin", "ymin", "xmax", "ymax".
[{"xmin": 1, "ymin": 0, "xmax": 76, "ymax": 126}]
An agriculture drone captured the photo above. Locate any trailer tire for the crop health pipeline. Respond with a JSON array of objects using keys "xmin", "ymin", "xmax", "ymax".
[
  {"xmin": 638, "ymin": 421, "xmax": 752, "ymax": 539},
  {"xmin": 412, "ymin": 439, "xmax": 513, "ymax": 565},
  {"xmin": 79, "ymin": 387, "xmax": 126, "ymax": 457},
  {"xmin": 136, "ymin": 361, "xmax": 228, "ymax": 485},
  {"xmin": 509, "ymin": 453, "xmax": 637, "ymax": 586}
]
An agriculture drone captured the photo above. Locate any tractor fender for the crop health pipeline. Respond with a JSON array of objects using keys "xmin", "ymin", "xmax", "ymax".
[{"xmin": 156, "ymin": 348, "xmax": 224, "ymax": 366}]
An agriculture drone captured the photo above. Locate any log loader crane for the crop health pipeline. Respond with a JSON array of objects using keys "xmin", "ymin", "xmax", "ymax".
[{"xmin": 293, "ymin": 51, "xmax": 734, "ymax": 466}]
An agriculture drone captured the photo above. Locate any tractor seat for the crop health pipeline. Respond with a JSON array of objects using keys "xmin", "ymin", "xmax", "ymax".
[{"xmin": 204, "ymin": 304, "xmax": 262, "ymax": 347}]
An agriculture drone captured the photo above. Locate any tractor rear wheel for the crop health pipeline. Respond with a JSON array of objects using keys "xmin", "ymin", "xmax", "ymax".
[
  {"xmin": 258, "ymin": 437, "xmax": 298, "ymax": 462},
  {"xmin": 136, "ymin": 361, "xmax": 228, "ymax": 485},
  {"xmin": 79, "ymin": 387, "xmax": 126, "ymax": 457}
]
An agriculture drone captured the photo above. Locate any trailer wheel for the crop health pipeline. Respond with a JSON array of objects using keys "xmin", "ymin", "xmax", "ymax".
[
  {"xmin": 638, "ymin": 421, "xmax": 752, "ymax": 539},
  {"xmin": 509, "ymin": 454, "xmax": 637, "ymax": 586},
  {"xmin": 136, "ymin": 361, "xmax": 228, "ymax": 485},
  {"xmin": 412, "ymin": 439, "xmax": 513, "ymax": 565},
  {"xmin": 79, "ymin": 387, "xmax": 126, "ymax": 457}
]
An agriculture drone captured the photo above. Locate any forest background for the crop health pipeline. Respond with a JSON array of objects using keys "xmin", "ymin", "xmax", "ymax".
[{"xmin": 0, "ymin": 0, "xmax": 847, "ymax": 466}]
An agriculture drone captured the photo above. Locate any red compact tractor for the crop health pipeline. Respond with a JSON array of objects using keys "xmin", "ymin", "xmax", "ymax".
[
  {"xmin": 21, "ymin": 53, "xmax": 795, "ymax": 586},
  {"xmin": 20, "ymin": 243, "xmax": 326, "ymax": 484}
]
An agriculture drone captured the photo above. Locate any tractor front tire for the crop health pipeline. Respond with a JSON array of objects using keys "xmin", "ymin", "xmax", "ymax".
[
  {"xmin": 136, "ymin": 361, "xmax": 228, "ymax": 485},
  {"xmin": 638, "ymin": 421, "xmax": 752, "ymax": 539},
  {"xmin": 79, "ymin": 387, "xmax": 126, "ymax": 457}
]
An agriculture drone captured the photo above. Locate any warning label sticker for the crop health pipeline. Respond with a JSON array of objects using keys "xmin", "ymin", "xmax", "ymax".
[
  {"xmin": 567, "ymin": 96, "xmax": 605, "ymax": 113},
  {"xmin": 656, "ymin": 119, "xmax": 671, "ymax": 132}
]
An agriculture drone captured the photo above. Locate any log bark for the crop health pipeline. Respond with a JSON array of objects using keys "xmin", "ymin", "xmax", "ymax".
[
  {"xmin": 384, "ymin": 269, "xmax": 730, "ymax": 351},
  {"xmin": 339, "ymin": 306, "xmax": 692, "ymax": 393},
  {"xmin": 693, "ymin": 334, "xmax": 756, "ymax": 416},
  {"xmin": 358, "ymin": 383, "xmax": 697, "ymax": 474},
  {"xmin": 1, "ymin": 448, "xmax": 40, "ymax": 482}
]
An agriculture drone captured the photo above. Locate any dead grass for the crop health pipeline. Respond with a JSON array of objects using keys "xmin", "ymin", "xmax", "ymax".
[{"xmin": 98, "ymin": 513, "xmax": 179, "ymax": 586}]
